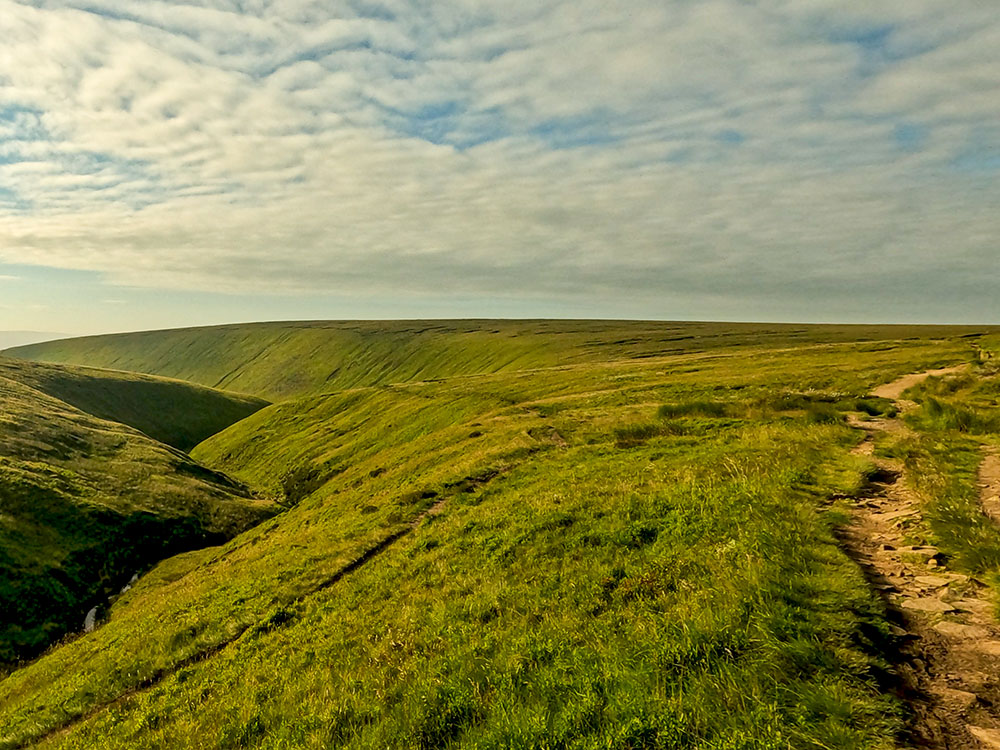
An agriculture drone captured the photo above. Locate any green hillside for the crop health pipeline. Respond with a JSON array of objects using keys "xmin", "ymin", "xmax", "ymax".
[
  {"xmin": 6, "ymin": 320, "xmax": 992, "ymax": 401},
  {"xmin": 0, "ymin": 359, "xmax": 268, "ymax": 451},
  {"xmin": 0, "ymin": 363, "xmax": 278, "ymax": 665},
  {"xmin": 1, "ymin": 327, "xmax": 989, "ymax": 749}
]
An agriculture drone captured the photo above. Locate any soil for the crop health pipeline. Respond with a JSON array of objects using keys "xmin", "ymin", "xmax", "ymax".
[
  {"xmin": 843, "ymin": 367, "xmax": 1000, "ymax": 749},
  {"xmin": 870, "ymin": 366, "xmax": 968, "ymax": 402}
]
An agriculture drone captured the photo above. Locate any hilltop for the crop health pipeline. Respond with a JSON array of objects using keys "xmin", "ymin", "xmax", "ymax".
[
  {"xmin": 0, "ymin": 360, "xmax": 277, "ymax": 665},
  {"xmin": 6, "ymin": 321, "xmax": 1000, "ymax": 748},
  {"xmin": 6, "ymin": 319, "xmax": 990, "ymax": 401}
]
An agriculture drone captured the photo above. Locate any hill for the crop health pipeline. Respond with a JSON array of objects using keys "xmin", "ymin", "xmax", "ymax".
[
  {"xmin": 0, "ymin": 359, "xmax": 268, "ymax": 452},
  {"xmin": 2, "ymin": 326, "xmax": 994, "ymax": 749},
  {"xmin": 0, "ymin": 362, "xmax": 278, "ymax": 665},
  {"xmin": 6, "ymin": 319, "xmax": 992, "ymax": 401}
]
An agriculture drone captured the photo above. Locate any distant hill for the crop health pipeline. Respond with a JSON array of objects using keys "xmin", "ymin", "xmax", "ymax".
[
  {"xmin": 0, "ymin": 362, "xmax": 278, "ymax": 665},
  {"xmin": 6, "ymin": 319, "xmax": 993, "ymax": 401}
]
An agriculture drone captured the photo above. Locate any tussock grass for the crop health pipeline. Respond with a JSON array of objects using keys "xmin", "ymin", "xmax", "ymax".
[
  {"xmin": 897, "ymin": 433, "xmax": 1000, "ymax": 574},
  {"xmin": 907, "ymin": 396, "xmax": 1000, "ymax": 434},
  {"xmin": 804, "ymin": 403, "xmax": 846, "ymax": 425},
  {"xmin": 613, "ymin": 422, "xmax": 681, "ymax": 447},
  {"xmin": 657, "ymin": 399, "xmax": 731, "ymax": 419}
]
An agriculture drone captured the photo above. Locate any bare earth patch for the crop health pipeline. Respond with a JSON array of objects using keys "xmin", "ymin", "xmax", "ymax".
[{"xmin": 870, "ymin": 366, "xmax": 968, "ymax": 402}]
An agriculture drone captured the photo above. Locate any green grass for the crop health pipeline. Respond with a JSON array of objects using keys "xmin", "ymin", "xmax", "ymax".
[
  {"xmin": 0, "ymin": 327, "xmax": 980, "ymax": 749},
  {"xmin": 0, "ymin": 358, "xmax": 268, "ymax": 451},
  {"xmin": 0, "ymin": 362, "xmax": 277, "ymax": 666},
  {"xmin": 873, "ymin": 364, "xmax": 1000, "ymax": 581},
  {"xmin": 6, "ymin": 319, "xmax": 994, "ymax": 400}
]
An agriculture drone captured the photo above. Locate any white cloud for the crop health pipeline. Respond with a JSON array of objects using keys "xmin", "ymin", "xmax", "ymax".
[{"xmin": 0, "ymin": 0, "xmax": 997, "ymax": 320}]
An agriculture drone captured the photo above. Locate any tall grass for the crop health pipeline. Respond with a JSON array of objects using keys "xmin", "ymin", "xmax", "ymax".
[
  {"xmin": 897, "ymin": 433, "xmax": 1000, "ymax": 574},
  {"xmin": 891, "ymin": 366, "xmax": 1000, "ymax": 576}
]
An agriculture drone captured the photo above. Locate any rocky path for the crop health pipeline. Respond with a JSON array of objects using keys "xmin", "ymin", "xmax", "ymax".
[
  {"xmin": 843, "ymin": 367, "xmax": 1000, "ymax": 749},
  {"xmin": 979, "ymin": 449, "xmax": 1000, "ymax": 525}
]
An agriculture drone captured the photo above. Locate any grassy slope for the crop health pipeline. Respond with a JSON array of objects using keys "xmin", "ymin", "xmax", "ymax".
[
  {"xmin": 0, "ymin": 332, "xmax": 977, "ymax": 749},
  {"xmin": 0, "ymin": 359, "xmax": 268, "ymax": 452},
  {"xmin": 0, "ymin": 366, "xmax": 278, "ymax": 665},
  {"xmin": 6, "ymin": 320, "xmax": 992, "ymax": 401}
]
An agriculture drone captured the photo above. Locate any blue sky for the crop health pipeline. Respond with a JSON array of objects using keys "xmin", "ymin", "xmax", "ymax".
[{"xmin": 0, "ymin": 0, "xmax": 998, "ymax": 334}]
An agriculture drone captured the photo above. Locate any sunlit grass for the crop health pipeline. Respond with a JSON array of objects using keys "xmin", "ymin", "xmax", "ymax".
[{"xmin": 0, "ymin": 326, "xmax": 985, "ymax": 749}]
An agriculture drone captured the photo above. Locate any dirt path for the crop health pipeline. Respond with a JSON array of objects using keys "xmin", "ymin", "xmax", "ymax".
[
  {"xmin": 870, "ymin": 366, "xmax": 968, "ymax": 402},
  {"xmin": 979, "ymin": 448, "xmax": 1000, "ymax": 525},
  {"xmin": 842, "ymin": 367, "xmax": 1000, "ymax": 749}
]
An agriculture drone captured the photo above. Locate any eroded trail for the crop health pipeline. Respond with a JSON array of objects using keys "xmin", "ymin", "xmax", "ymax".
[
  {"xmin": 980, "ymin": 449, "xmax": 1000, "ymax": 525},
  {"xmin": 870, "ymin": 366, "xmax": 968, "ymax": 402},
  {"xmin": 843, "ymin": 366, "xmax": 1000, "ymax": 749}
]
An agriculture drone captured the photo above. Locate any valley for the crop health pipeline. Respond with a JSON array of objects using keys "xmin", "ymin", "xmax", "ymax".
[{"xmin": 2, "ymin": 321, "xmax": 1000, "ymax": 748}]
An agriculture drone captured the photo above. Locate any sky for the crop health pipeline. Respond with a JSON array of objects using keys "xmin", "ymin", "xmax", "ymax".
[{"xmin": 0, "ymin": 0, "xmax": 998, "ymax": 335}]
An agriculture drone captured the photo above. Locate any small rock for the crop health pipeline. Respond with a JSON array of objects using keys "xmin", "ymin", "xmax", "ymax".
[
  {"xmin": 872, "ymin": 509, "xmax": 918, "ymax": 522},
  {"xmin": 899, "ymin": 545, "xmax": 939, "ymax": 557},
  {"xmin": 954, "ymin": 599, "xmax": 992, "ymax": 615},
  {"xmin": 935, "ymin": 621, "xmax": 990, "ymax": 639},
  {"xmin": 968, "ymin": 725, "xmax": 1000, "ymax": 748},
  {"xmin": 901, "ymin": 597, "xmax": 955, "ymax": 613},
  {"xmin": 927, "ymin": 559, "xmax": 939, "ymax": 568},
  {"xmin": 888, "ymin": 624, "xmax": 910, "ymax": 637},
  {"xmin": 935, "ymin": 687, "xmax": 977, "ymax": 710},
  {"xmin": 968, "ymin": 641, "xmax": 1000, "ymax": 657},
  {"xmin": 916, "ymin": 576, "xmax": 951, "ymax": 588}
]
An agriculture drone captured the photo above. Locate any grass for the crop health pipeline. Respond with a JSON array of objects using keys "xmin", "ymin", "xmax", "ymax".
[
  {"xmin": 871, "ymin": 363, "xmax": 1000, "ymax": 580},
  {"xmin": 6, "ymin": 319, "xmax": 994, "ymax": 400},
  {"xmin": 0, "ymin": 326, "xmax": 983, "ymax": 749},
  {"xmin": 36, "ymin": 424, "xmax": 899, "ymax": 750},
  {"xmin": 0, "ymin": 362, "xmax": 277, "ymax": 666},
  {"xmin": 0, "ymin": 358, "xmax": 267, "ymax": 451}
]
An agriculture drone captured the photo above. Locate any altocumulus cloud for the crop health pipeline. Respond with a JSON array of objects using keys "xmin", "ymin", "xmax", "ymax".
[{"xmin": 0, "ymin": 0, "xmax": 998, "ymax": 318}]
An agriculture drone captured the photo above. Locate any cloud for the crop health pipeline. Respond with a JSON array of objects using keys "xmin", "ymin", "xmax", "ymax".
[{"xmin": 0, "ymin": 0, "xmax": 997, "ymax": 320}]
